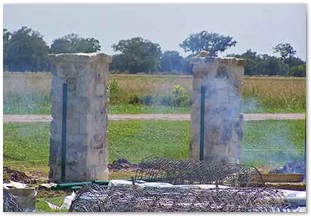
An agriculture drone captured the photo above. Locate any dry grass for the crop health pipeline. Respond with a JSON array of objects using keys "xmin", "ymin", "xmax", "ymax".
[
  {"xmin": 3, "ymin": 73, "xmax": 306, "ymax": 113},
  {"xmin": 242, "ymin": 77, "xmax": 306, "ymax": 112}
]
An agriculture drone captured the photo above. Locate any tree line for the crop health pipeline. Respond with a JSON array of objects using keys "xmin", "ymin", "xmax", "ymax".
[{"xmin": 3, "ymin": 26, "xmax": 306, "ymax": 77}]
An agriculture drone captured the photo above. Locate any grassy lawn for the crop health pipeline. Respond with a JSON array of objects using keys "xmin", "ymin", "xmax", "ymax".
[
  {"xmin": 3, "ymin": 120, "xmax": 305, "ymax": 173},
  {"xmin": 3, "ymin": 73, "xmax": 306, "ymax": 114}
]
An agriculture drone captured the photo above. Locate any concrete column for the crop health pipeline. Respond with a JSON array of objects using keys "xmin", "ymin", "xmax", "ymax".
[
  {"xmin": 48, "ymin": 53, "xmax": 112, "ymax": 182},
  {"xmin": 190, "ymin": 57, "xmax": 244, "ymax": 163}
]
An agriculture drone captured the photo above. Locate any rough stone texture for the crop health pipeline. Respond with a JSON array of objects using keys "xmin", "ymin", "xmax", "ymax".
[
  {"xmin": 190, "ymin": 57, "xmax": 244, "ymax": 163},
  {"xmin": 49, "ymin": 53, "xmax": 112, "ymax": 182}
]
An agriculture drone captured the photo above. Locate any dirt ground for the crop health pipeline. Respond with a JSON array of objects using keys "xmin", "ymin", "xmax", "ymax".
[{"xmin": 3, "ymin": 113, "xmax": 306, "ymax": 123}]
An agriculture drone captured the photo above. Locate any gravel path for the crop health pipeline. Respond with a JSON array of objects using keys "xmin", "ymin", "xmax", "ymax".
[{"xmin": 3, "ymin": 113, "xmax": 305, "ymax": 123}]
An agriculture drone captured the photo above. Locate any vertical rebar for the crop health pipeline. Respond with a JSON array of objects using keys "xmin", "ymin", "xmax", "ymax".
[
  {"xmin": 61, "ymin": 83, "xmax": 68, "ymax": 182},
  {"xmin": 200, "ymin": 85, "xmax": 206, "ymax": 161}
]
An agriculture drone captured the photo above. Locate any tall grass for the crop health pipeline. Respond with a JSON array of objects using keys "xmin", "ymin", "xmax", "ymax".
[
  {"xmin": 3, "ymin": 73, "xmax": 306, "ymax": 114},
  {"xmin": 243, "ymin": 77, "xmax": 306, "ymax": 113}
]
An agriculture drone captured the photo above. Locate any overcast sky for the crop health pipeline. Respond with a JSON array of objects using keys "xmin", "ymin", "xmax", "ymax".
[{"xmin": 3, "ymin": 3, "xmax": 307, "ymax": 60}]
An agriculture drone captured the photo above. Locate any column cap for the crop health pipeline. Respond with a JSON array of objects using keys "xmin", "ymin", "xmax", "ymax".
[
  {"xmin": 49, "ymin": 53, "xmax": 112, "ymax": 64},
  {"xmin": 190, "ymin": 57, "xmax": 244, "ymax": 66}
]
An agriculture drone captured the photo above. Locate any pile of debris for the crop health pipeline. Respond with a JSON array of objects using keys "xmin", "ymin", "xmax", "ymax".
[
  {"xmin": 3, "ymin": 166, "xmax": 37, "ymax": 184},
  {"xmin": 108, "ymin": 158, "xmax": 137, "ymax": 170}
]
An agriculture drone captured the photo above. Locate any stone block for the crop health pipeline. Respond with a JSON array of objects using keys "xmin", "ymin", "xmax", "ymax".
[
  {"xmin": 95, "ymin": 83, "xmax": 106, "ymax": 97},
  {"xmin": 190, "ymin": 57, "xmax": 244, "ymax": 163},
  {"xmin": 49, "ymin": 53, "xmax": 111, "ymax": 182}
]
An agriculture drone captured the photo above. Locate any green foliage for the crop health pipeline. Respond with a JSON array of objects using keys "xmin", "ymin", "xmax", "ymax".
[
  {"xmin": 50, "ymin": 33, "xmax": 101, "ymax": 54},
  {"xmin": 108, "ymin": 79, "xmax": 122, "ymax": 105},
  {"xmin": 290, "ymin": 64, "xmax": 306, "ymax": 77},
  {"xmin": 180, "ymin": 31, "xmax": 237, "ymax": 56},
  {"xmin": 3, "ymin": 26, "xmax": 50, "ymax": 72},
  {"xmin": 227, "ymin": 50, "xmax": 305, "ymax": 77},
  {"xmin": 111, "ymin": 37, "xmax": 162, "ymax": 73},
  {"xmin": 273, "ymin": 43, "xmax": 296, "ymax": 61},
  {"xmin": 160, "ymin": 85, "xmax": 191, "ymax": 107},
  {"xmin": 127, "ymin": 85, "xmax": 191, "ymax": 108},
  {"xmin": 160, "ymin": 51, "xmax": 184, "ymax": 73}
]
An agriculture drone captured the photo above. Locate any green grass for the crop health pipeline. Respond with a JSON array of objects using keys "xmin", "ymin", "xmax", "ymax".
[
  {"xmin": 3, "ymin": 120, "xmax": 305, "ymax": 171},
  {"xmin": 36, "ymin": 197, "xmax": 68, "ymax": 212},
  {"xmin": 109, "ymin": 104, "xmax": 189, "ymax": 114}
]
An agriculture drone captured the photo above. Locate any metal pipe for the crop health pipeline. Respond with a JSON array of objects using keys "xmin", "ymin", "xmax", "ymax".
[
  {"xmin": 200, "ymin": 85, "xmax": 206, "ymax": 161},
  {"xmin": 61, "ymin": 83, "xmax": 68, "ymax": 182}
]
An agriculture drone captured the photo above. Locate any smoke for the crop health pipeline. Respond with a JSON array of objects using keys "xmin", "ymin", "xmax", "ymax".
[
  {"xmin": 3, "ymin": 72, "xmax": 51, "ymax": 114},
  {"xmin": 242, "ymin": 120, "xmax": 305, "ymax": 170}
]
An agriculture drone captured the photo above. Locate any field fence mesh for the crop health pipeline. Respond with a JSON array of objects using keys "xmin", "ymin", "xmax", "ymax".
[
  {"xmin": 134, "ymin": 157, "xmax": 265, "ymax": 187},
  {"xmin": 3, "ymin": 189, "xmax": 23, "ymax": 212},
  {"xmin": 69, "ymin": 184, "xmax": 292, "ymax": 212}
]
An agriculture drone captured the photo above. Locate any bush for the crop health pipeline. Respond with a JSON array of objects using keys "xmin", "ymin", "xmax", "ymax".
[{"xmin": 108, "ymin": 79, "xmax": 122, "ymax": 104}]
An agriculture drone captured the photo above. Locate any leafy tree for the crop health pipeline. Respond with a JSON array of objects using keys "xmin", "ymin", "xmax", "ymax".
[
  {"xmin": 50, "ymin": 33, "xmax": 101, "ymax": 54},
  {"xmin": 111, "ymin": 37, "xmax": 162, "ymax": 73},
  {"xmin": 273, "ymin": 43, "xmax": 297, "ymax": 75},
  {"xmin": 180, "ymin": 31, "xmax": 237, "ymax": 56},
  {"xmin": 273, "ymin": 43, "xmax": 296, "ymax": 61},
  {"xmin": 3, "ymin": 29, "xmax": 11, "ymax": 71},
  {"xmin": 160, "ymin": 51, "xmax": 184, "ymax": 73},
  {"xmin": 4, "ymin": 26, "xmax": 49, "ymax": 71},
  {"xmin": 290, "ymin": 64, "xmax": 306, "ymax": 77}
]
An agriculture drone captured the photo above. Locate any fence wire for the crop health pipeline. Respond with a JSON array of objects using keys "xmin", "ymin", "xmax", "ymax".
[
  {"xmin": 69, "ymin": 184, "xmax": 292, "ymax": 212},
  {"xmin": 3, "ymin": 189, "xmax": 23, "ymax": 212},
  {"xmin": 134, "ymin": 157, "xmax": 265, "ymax": 187}
]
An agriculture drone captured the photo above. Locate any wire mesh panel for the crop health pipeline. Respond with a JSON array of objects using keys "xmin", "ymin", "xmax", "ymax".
[
  {"xmin": 69, "ymin": 184, "xmax": 293, "ymax": 212},
  {"xmin": 134, "ymin": 157, "xmax": 265, "ymax": 186},
  {"xmin": 3, "ymin": 189, "xmax": 23, "ymax": 212}
]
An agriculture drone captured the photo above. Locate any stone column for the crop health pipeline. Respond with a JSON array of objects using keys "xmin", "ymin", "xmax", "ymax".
[
  {"xmin": 190, "ymin": 57, "xmax": 244, "ymax": 163},
  {"xmin": 49, "ymin": 53, "xmax": 112, "ymax": 182}
]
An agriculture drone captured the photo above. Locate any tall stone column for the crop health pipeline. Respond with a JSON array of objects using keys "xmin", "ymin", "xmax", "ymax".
[
  {"xmin": 49, "ymin": 53, "xmax": 112, "ymax": 182},
  {"xmin": 190, "ymin": 57, "xmax": 244, "ymax": 163}
]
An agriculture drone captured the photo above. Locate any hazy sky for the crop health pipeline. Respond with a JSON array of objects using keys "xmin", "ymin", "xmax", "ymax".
[{"xmin": 3, "ymin": 4, "xmax": 307, "ymax": 60}]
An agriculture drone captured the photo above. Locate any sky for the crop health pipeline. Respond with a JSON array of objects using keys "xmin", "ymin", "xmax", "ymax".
[{"xmin": 3, "ymin": 3, "xmax": 307, "ymax": 60}]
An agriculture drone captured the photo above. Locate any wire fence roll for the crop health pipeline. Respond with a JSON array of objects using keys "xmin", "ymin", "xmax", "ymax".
[
  {"xmin": 69, "ymin": 184, "xmax": 293, "ymax": 212},
  {"xmin": 3, "ymin": 189, "xmax": 23, "ymax": 212},
  {"xmin": 134, "ymin": 157, "xmax": 265, "ymax": 187}
]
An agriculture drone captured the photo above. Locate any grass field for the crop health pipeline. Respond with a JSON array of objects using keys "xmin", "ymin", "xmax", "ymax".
[
  {"xmin": 3, "ymin": 73, "xmax": 306, "ymax": 114},
  {"xmin": 3, "ymin": 120, "xmax": 305, "ymax": 174}
]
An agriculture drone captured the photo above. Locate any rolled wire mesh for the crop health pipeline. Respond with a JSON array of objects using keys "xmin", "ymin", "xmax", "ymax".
[
  {"xmin": 134, "ymin": 157, "xmax": 265, "ymax": 186},
  {"xmin": 3, "ymin": 189, "xmax": 23, "ymax": 212},
  {"xmin": 69, "ymin": 184, "xmax": 293, "ymax": 212}
]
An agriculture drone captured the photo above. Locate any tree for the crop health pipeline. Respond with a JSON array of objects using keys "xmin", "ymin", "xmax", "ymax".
[
  {"xmin": 290, "ymin": 64, "xmax": 306, "ymax": 77},
  {"xmin": 273, "ymin": 43, "xmax": 296, "ymax": 61},
  {"xmin": 160, "ymin": 51, "xmax": 184, "ymax": 73},
  {"xmin": 50, "ymin": 33, "xmax": 101, "ymax": 54},
  {"xmin": 180, "ymin": 31, "xmax": 237, "ymax": 56},
  {"xmin": 111, "ymin": 37, "xmax": 162, "ymax": 73},
  {"xmin": 273, "ymin": 43, "xmax": 296, "ymax": 75},
  {"xmin": 4, "ymin": 26, "xmax": 49, "ymax": 71}
]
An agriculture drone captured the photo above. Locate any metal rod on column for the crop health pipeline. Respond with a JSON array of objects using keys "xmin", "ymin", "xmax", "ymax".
[
  {"xmin": 199, "ymin": 85, "xmax": 206, "ymax": 161},
  {"xmin": 61, "ymin": 83, "xmax": 68, "ymax": 182}
]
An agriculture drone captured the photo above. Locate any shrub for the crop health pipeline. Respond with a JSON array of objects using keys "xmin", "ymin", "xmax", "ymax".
[{"xmin": 108, "ymin": 79, "xmax": 122, "ymax": 104}]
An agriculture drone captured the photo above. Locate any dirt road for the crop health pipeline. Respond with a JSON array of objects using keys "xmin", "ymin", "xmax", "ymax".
[{"xmin": 3, "ymin": 113, "xmax": 305, "ymax": 123}]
